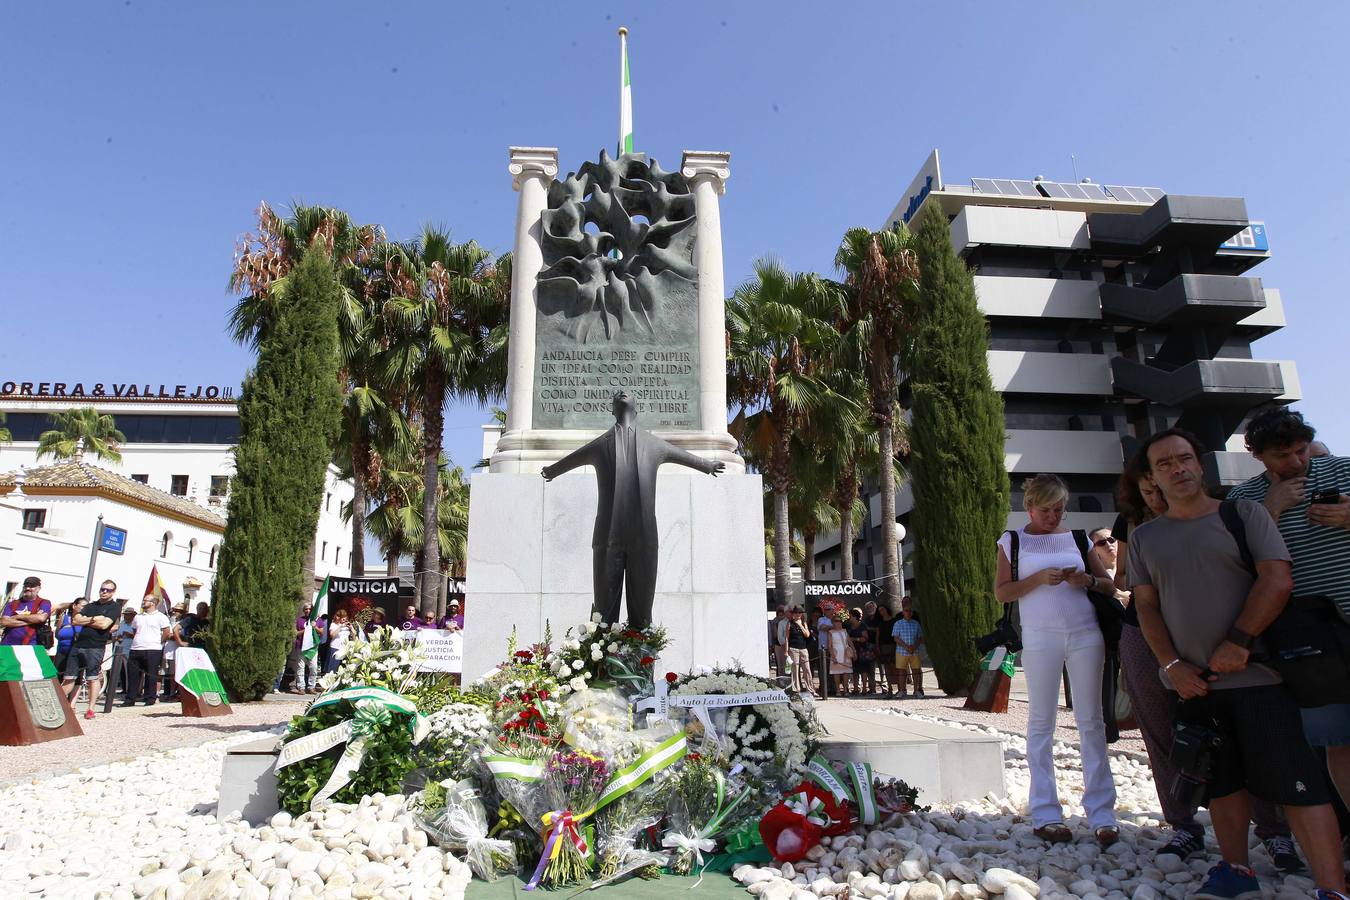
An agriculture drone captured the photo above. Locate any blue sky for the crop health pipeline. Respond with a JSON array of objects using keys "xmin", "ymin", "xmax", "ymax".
[{"xmin": 3, "ymin": 0, "xmax": 1348, "ymax": 472}]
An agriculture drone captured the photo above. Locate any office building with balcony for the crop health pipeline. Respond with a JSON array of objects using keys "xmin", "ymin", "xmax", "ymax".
[
  {"xmin": 812, "ymin": 150, "xmax": 1298, "ymax": 585},
  {"xmin": 0, "ymin": 382, "xmax": 353, "ymax": 602}
]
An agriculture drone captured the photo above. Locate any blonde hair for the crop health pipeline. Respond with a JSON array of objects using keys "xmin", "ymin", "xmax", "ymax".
[{"xmin": 1022, "ymin": 473, "xmax": 1069, "ymax": 510}]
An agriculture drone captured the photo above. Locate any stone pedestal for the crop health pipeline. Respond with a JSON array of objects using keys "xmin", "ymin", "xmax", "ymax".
[
  {"xmin": 0, "ymin": 678, "xmax": 83, "ymax": 745},
  {"xmin": 463, "ymin": 471, "xmax": 768, "ymax": 681},
  {"xmin": 180, "ymin": 693, "xmax": 232, "ymax": 718}
]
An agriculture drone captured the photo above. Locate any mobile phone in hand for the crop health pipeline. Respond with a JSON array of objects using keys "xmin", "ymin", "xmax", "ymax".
[
  {"xmin": 1312, "ymin": 489, "xmax": 1341, "ymax": 505},
  {"xmin": 1060, "ymin": 566, "xmax": 1077, "ymax": 576}
]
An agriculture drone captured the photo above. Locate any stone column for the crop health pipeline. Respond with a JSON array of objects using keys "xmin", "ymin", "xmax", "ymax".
[
  {"xmin": 681, "ymin": 151, "xmax": 732, "ymax": 436},
  {"xmin": 502, "ymin": 147, "xmax": 559, "ymax": 433}
]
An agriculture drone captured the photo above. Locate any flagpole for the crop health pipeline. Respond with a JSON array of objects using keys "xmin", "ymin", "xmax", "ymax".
[{"xmin": 618, "ymin": 27, "xmax": 632, "ymax": 156}]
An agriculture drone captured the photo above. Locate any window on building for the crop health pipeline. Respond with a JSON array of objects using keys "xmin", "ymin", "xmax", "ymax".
[
  {"xmin": 170, "ymin": 475, "xmax": 189, "ymax": 496},
  {"xmin": 335, "ymin": 546, "xmax": 342, "ymax": 564},
  {"xmin": 209, "ymin": 476, "xmax": 229, "ymax": 497},
  {"xmin": 325, "ymin": 493, "xmax": 332, "ymax": 511},
  {"xmin": 187, "ymin": 538, "xmax": 197, "ymax": 565},
  {"xmin": 21, "ymin": 509, "xmax": 46, "ymax": 531},
  {"xmin": 322, "ymin": 541, "xmax": 328, "ymax": 560},
  {"xmin": 209, "ymin": 545, "xmax": 218, "ymax": 568},
  {"xmin": 130, "ymin": 474, "xmax": 149, "ymax": 484},
  {"xmin": 161, "ymin": 531, "xmax": 172, "ymax": 558}
]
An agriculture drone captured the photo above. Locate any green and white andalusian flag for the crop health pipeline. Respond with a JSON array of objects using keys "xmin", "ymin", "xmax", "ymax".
[
  {"xmin": 174, "ymin": 647, "xmax": 228, "ymax": 701},
  {"xmin": 618, "ymin": 27, "xmax": 633, "ymax": 155},
  {"xmin": 0, "ymin": 645, "xmax": 57, "ymax": 682},
  {"xmin": 302, "ymin": 575, "xmax": 329, "ymax": 661}
]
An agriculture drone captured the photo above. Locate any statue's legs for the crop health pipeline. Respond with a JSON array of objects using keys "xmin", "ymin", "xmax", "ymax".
[
  {"xmin": 592, "ymin": 544, "xmax": 628, "ymax": 624},
  {"xmin": 623, "ymin": 544, "xmax": 658, "ymax": 630}
]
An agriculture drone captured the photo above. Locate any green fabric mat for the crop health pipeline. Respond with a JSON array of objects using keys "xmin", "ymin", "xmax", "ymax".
[{"xmin": 464, "ymin": 871, "xmax": 749, "ymax": 898}]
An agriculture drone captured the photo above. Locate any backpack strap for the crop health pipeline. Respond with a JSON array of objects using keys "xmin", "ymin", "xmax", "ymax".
[
  {"xmin": 1218, "ymin": 499, "xmax": 1257, "ymax": 577},
  {"xmin": 1071, "ymin": 529, "xmax": 1093, "ymax": 573},
  {"xmin": 1004, "ymin": 530, "xmax": 1019, "ymax": 582}
]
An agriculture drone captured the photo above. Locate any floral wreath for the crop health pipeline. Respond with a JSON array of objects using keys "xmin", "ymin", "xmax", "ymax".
[{"xmin": 669, "ymin": 670, "xmax": 816, "ymax": 776}]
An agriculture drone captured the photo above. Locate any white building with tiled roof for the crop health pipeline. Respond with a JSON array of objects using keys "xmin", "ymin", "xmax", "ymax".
[{"xmin": 0, "ymin": 385, "xmax": 353, "ymax": 604}]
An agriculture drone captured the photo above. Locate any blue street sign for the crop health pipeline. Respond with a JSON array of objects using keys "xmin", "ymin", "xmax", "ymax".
[{"xmin": 100, "ymin": 525, "xmax": 127, "ymax": 555}]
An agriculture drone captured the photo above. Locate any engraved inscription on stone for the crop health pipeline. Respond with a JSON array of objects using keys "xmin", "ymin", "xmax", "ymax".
[
  {"xmin": 533, "ymin": 150, "xmax": 700, "ymax": 431},
  {"xmin": 203, "ymin": 691, "xmax": 223, "ymax": 708},
  {"xmin": 21, "ymin": 679, "xmax": 66, "ymax": 730}
]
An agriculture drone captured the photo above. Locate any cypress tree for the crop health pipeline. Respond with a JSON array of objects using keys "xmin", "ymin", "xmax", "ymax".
[
  {"xmin": 908, "ymin": 207, "xmax": 1010, "ymax": 693},
  {"xmin": 210, "ymin": 244, "xmax": 343, "ymax": 700}
]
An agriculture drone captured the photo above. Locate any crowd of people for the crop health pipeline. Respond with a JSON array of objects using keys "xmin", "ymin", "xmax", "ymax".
[
  {"xmin": 997, "ymin": 408, "xmax": 1350, "ymax": 900},
  {"xmin": 768, "ymin": 595, "xmax": 926, "ymax": 700},
  {"xmin": 0, "ymin": 577, "xmax": 214, "ymax": 718}
]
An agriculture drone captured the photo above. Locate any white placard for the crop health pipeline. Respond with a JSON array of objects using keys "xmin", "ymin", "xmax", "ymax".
[{"xmin": 414, "ymin": 629, "xmax": 462, "ymax": 674}]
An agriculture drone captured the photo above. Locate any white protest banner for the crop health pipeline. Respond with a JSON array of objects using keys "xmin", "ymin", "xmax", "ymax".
[{"xmin": 414, "ymin": 629, "xmax": 462, "ymax": 674}]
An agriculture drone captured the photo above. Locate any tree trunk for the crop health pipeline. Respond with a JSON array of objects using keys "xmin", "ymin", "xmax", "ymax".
[
  {"xmin": 350, "ymin": 472, "xmax": 366, "ymax": 578},
  {"xmin": 803, "ymin": 530, "xmax": 816, "ymax": 584},
  {"xmin": 419, "ymin": 372, "xmax": 446, "ymax": 612},
  {"xmin": 437, "ymin": 562, "xmax": 449, "ymax": 618},
  {"xmin": 839, "ymin": 495, "xmax": 855, "ymax": 581},
  {"xmin": 387, "ymin": 550, "xmax": 399, "ymax": 577},
  {"xmin": 303, "ymin": 532, "xmax": 318, "ymax": 602},
  {"xmin": 773, "ymin": 488, "xmax": 791, "ymax": 605},
  {"xmin": 877, "ymin": 418, "xmax": 899, "ymax": 607}
]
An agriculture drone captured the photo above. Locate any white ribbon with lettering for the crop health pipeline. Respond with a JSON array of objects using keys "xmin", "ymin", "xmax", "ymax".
[{"xmin": 635, "ymin": 679, "xmax": 790, "ymax": 745}]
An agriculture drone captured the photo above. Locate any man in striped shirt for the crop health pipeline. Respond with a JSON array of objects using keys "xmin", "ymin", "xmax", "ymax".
[{"xmin": 1227, "ymin": 408, "xmax": 1350, "ymax": 818}]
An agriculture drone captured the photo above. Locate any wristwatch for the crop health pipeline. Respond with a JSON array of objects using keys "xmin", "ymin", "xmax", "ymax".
[{"xmin": 1225, "ymin": 627, "xmax": 1255, "ymax": 650}]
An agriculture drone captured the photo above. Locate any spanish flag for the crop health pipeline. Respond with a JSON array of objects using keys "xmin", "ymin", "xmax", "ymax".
[{"xmin": 144, "ymin": 565, "xmax": 172, "ymax": 615}]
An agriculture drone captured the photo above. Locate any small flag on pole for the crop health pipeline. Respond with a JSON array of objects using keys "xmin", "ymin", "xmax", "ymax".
[
  {"xmin": 144, "ymin": 565, "xmax": 172, "ymax": 615},
  {"xmin": 302, "ymin": 575, "xmax": 329, "ymax": 661},
  {"xmin": 0, "ymin": 645, "xmax": 58, "ymax": 682},
  {"xmin": 618, "ymin": 27, "xmax": 633, "ymax": 155}
]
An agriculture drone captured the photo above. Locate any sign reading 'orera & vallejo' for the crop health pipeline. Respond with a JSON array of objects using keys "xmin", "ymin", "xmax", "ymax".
[{"xmin": 0, "ymin": 381, "xmax": 235, "ymax": 400}]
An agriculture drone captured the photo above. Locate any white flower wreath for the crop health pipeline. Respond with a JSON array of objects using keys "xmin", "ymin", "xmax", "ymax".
[{"xmin": 670, "ymin": 671, "xmax": 813, "ymax": 775}]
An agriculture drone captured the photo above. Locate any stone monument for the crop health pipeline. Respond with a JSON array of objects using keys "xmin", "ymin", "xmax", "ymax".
[{"xmin": 464, "ymin": 146, "xmax": 766, "ymax": 680}]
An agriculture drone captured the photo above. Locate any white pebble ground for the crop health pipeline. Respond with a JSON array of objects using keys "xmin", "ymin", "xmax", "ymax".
[{"xmin": 0, "ymin": 710, "xmax": 1338, "ymax": 899}]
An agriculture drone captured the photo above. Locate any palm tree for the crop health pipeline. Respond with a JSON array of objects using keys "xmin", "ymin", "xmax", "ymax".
[
  {"xmin": 374, "ymin": 228, "xmax": 510, "ymax": 608},
  {"xmin": 363, "ymin": 455, "xmax": 423, "ymax": 577},
  {"xmin": 37, "ymin": 408, "xmax": 126, "ymax": 463},
  {"xmin": 787, "ymin": 436, "xmax": 842, "ymax": 582},
  {"xmin": 727, "ymin": 259, "xmax": 850, "ymax": 605},
  {"xmin": 835, "ymin": 226, "xmax": 921, "ymax": 605}
]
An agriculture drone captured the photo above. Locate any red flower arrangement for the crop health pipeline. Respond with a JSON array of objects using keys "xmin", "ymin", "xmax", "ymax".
[
  {"xmin": 664, "ymin": 672, "xmax": 679, "ymax": 684},
  {"xmin": 640, "ymin": 656, "xmax": 655, "ymax": 667}
]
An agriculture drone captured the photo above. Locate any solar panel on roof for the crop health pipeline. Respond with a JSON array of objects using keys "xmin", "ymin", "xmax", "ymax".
[
  {"xmin": 992, "ymin": 179, "xmax": 1019, "ymax": 194},
  {"xmin": 1059, "ymin": 183, "xmax": 1094, "ymax": 200},
  {"xmin": 1010, "ymin": 180, "xmax": 1041, "ymax": 197},
  {"xmin": 972, "ymin": 178, "xmax": 999, "ymax": 193},
  {"xmin": 1038, "ymin": 181, "xmax": 1071, "ymax": 199},
  {"xmin": 1105, "ymin": 185, "xmax": 1136, "ymax": 201},
  {"xmin": 1079, "ymin": 183, "xmax": 1110, "ymax": 199},
  {"xmin": 1139, "ymin": 187, "xmax": 1166, "ymax": 202}
]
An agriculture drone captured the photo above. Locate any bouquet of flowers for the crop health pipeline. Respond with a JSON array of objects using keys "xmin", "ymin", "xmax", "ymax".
[
  {"xmin": 542, "ymin": 613, "xmax": 668, "ymax": 698},
  {"xmin": 416, "ymin": 702, "xmax": 492, "ymax": 786},
  {"xmin": 662, "ymin": 753, "xmax": 756, "ymax": 875},
  {"xmin": 668, "ymin": 669, "xmax": 818, "ymax": 775},
  {"xmin": 414, "ymin": 779, "xmax": 517, "ymax": 882},
  {"xmin": 526, "ymin": 749, "xmax": 611, "ymax": 889},
  {"xmin": 317, "ymin": 625, "xmax": 423, "ymax": 694}
]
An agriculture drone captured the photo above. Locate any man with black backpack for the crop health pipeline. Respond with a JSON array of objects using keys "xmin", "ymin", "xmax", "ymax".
[
  {"xmin": 1226, "ymin": 408, "xmax": 1350, "ymax": 822},
  {"xmin": 1130, "ymin": 429, "xmax": 1346, "ymax": 900}
]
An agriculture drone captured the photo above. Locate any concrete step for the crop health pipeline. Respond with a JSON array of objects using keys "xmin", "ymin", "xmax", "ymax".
[{"xmin": 815, "ymin": 704, "xmax": 1005, "ymax": 806}]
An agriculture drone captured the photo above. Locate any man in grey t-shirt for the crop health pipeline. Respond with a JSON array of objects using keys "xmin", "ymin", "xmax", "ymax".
[{"xmin": 1130, "ymin": 430, "xmax": 1345, "ymax": 900}]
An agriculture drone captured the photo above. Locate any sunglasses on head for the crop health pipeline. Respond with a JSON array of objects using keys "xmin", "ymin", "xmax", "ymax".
[{"xmin": 1094, "ymin": 537, "xmax": 1116, "ymax": 547}]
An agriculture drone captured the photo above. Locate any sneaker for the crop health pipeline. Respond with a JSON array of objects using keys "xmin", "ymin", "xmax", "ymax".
[
  {"xmin": 898, "ymin": 690, "xmax": 909, "ymax": 699},
  {"xmin": 1156, "ymin": 829, "xmax": 1206, "ymax": 862},
  {"xmin": 1261, "ymin": 835, "xmax": 1306, "ymax": 875},
  {"xmin": 1194, "ymin": 862, "xmax": 1260, "ymax": 900},
  {"xmin": 914, "ymin": 690, "xmax": 926, "ymax": 698}
]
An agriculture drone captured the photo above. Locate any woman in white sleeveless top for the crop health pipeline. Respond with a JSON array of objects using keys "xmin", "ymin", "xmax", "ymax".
[{"xmin": 995, "ymin": 474, "xmax": 1119, "ymax": 846}]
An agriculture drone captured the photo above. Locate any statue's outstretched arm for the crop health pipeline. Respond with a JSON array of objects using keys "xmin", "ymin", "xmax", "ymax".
[
  {"xmin": 541, "ymin": 438, "xmax": 601, "ymax": 481},
  {"xmin": 662, "ymin": 443, "xmax": 726, "ymax": 477}
]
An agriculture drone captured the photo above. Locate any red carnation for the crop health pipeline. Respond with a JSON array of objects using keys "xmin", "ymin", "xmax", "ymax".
[
  {"xmin": 515, "ymin": 650, "xmax": 534, "ymax": 660},
  {"xmin": 665, "ymin": 672, "xmax": 678, "ymax": 684},
  {"xmin": 538, "ymin": 690, "xmax": 550, "ymax": 700}
]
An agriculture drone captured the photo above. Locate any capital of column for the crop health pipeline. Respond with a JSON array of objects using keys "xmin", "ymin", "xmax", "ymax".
[
  {"xmin": 681, "ymin": 150, "xmax": 731, "ymax": 195},
  {"xmin": 508, "ymin": 146, "xmax": 559, "ymax": 191}
]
